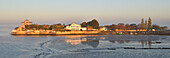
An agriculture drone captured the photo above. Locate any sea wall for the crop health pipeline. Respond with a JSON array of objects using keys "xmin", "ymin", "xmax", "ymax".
[
  {"xmin": 11, "ymin": 31, "xmax": 100, "ymax": 35},
  {"xmin": 55, "ymin": 31, "xmax": 100, "ymax": 35}
]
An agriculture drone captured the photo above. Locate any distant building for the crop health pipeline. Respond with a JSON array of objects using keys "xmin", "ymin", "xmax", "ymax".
[
  {"xmin": 81, "ymin": 27, "xmax": 87, "ymax": 31},
  {"xmin": 99, "ymin": 26, "xmax": 108, "ymax": 31},
  {"xmin": 115, "ymin": 29, "xmax": 147, "ymax": 32},
  {"xmin": 66, "ymin": 23, "xmax": 88, "ymax": 31},
  {"xmin": 21, "ymin": 19, "xmax": 32, "ymax": 28},
  {"xmin": 66, "ymin": 23, "xmax": 83, "ymax": 31},
  {"xmin": 118, "ymin": 23, "xmax": 124, "ymax": 27},
  {"xmin": 16, "ymin": 19, "xmax": 32, "ymax": 31}
]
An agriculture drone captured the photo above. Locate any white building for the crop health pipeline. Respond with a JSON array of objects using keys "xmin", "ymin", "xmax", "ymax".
[
  {"xmin": 16, "ymin": 19, "xmax": 33, "ymax": 31},
  {"xmin": 66, "ymin": 23, "xmax": 82, "ymax": 31},
  {"xmin": 66, "ymin": 23, "xmax": 87, "ymax": 31},
  {"xmin": 100, "ymin": 27, "xmax": 108, "ymax": 31},
  {"xmin": 21, "ymin": 19, "xmax": 32, "ymax": 28},
  {"xmin": 81, "ymin": 27, "xmax": 87, "ymax": 31}
]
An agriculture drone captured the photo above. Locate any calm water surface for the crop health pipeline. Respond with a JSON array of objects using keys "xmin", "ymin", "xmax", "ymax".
[{"xmin": 0, "ymin": 25, "xmax": 170, "ymax": 58}]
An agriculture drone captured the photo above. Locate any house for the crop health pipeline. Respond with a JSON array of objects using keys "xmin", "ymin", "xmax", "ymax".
[
  {"xmin": 16, "ymin": 19, "xmax": 33, "ymax": 31},
  {"xmin": 66, "ymin": 23, "xmax": 82, "ymax": 31},
  {"xmin": 100, "ymin": 26, "xmax": 108, "ymax": 31},
  {"xmin": 21, "ymin": 19, "xmax": 32, "ymax": 28},
  {"xmin": 66, "ymin": 23, "xmax": 88, "ymax": 31},
  {"xmin": 81, "ymin": 27, "xmax": 87, "ymax": 31}
]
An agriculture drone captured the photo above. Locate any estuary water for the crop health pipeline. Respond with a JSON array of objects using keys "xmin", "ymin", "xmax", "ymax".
[{"xmin": 0, "ymin": 25, "xmax": 170, "ymax": 58}]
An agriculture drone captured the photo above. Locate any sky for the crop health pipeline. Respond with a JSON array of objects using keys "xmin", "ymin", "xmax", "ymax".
[{"xmin": 0, "ymin": 0, "xmax": 170, "ymax": 28}]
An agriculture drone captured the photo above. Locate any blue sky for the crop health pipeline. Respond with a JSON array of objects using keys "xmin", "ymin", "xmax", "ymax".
[{"xmin": 0, "ymin": 0, "xmax": 170, "ymax": 28}]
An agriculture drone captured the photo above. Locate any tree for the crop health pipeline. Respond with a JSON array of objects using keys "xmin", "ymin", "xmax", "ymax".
[
  {"xmin": 141, "ymin": 18, "xmax": 145, "ymax": 28},
  {"xmin": 130, "ymin": 24, "xmax": 137, "ymax": 29},
  {"xmin": 130, "ymin": 24, "xmax": 137, "ymax": 27},
  {"xmin": 117, "ymin": 23, "xmax": 125, "ymax": 29},
  {"xmin": 50, "ymin": 25, "xmax": 64, "ymax": 31},
  {"xmin": 81, "ymin": 22, "xmax": 87, "ymax": 27},
  {"xmin": 125, "ymin": 24, "xmax": 130, "ymax": 29},
  {"xmin": 145, "ymin": 20, "xmax": 148, "ymax": 29},
  {"xmin": 160, "ymin": 26, "xmax": 168, "ymax": 31},
  {"xmin": 148, "ymin": 17, "xmax": 152, "ymax": 30},
  {"xmin": 108, "ymin": 24, "xmax": 117, "ymax": 31},
  {"xmin": 152, "ymin": 24, "xmax": 160, "ymax": 30},
  {"xmin": 87, "ymin": 19, "xmax": 99, "ymax": 29}
]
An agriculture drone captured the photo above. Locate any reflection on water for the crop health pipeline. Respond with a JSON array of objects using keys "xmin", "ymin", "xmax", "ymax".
[
  {"xmin": 63, "ymin": 35, "xmax": 161, "ymax": 48},
  {"xmin": 3, "ymin": 35, "xmax": 170, "ymax": 58},
  {"xmin": 141, "ymin": 41, "xmax": 152, "ymax": 48},
  {"xmin": 66, "ymin": 39, "xmax": 87, "ymax": 45},
  {"xmin": 81, "ymin": 40, "xmax": 99, "ymax": 48},
  {"xmin": 12, "ymin": 35, "xmax": 162, "ymax": 48}
]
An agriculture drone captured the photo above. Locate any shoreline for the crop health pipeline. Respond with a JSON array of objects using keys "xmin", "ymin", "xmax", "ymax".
[
  {"xmin": 11, "ymin": 30, "xmax": 170, "ymax": 36},
  {"xmin": 11, "ymin": 33, "xmax": 170, "ymax": 36}
]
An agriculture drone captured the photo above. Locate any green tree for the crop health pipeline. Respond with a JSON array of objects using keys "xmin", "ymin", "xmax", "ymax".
[
  {"xmin": 152, "ymin": 24, "xmax": 160, "ymax": 30},
  {"xmin": 130, "ymin": 24, "xmax": 137, "ymax": 30},
  {"xmin": 160, "ymin": 26, "xmax": 168, "ymax": 31},
  {"xmin": 130, "ymin": 24, "xmax": 137, "ymax": 27},
  {"xmin": 87, "ymin": 19, "xmax": 99, "ymax": 29},
  {"xmin": 81, "ymin": 22, "xmax": 87, "ymax": 27},
  {"xmin": 145, "ymin": 20, "xmax": 148, "ymax": 29},
  {"xmin": 125, "ymin": 24, "xmax": 130, "ymax": 29},
  {"xmin": 141, "ymin": 18, "xmax": 145, "ymax": 28},
  {"xmin": 108, "ymin": 24, "xmax": 117, "ymax": 31},
  {"xmin": 148, "ymin": 17, "xmax": 152, "ymax": 31}
]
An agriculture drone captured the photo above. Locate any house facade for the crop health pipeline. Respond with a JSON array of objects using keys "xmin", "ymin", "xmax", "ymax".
[
  {"xmin": 100, "ymin": 26, "xmax": 108, "ymax": 31},
  {"xmin": 21, "ymin": 19, "xmax": 32, "ymax": 28},
  {"xmin": 81, "ymin": 27, "xmax": 87, "ymax": 31},
  {"xmin": 66, "ymin": 23, "xmax": 82, "ymax": 31},
  {"xmin": 17, "ymin": 19, "xmax": 33, "ymax": 31}
]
